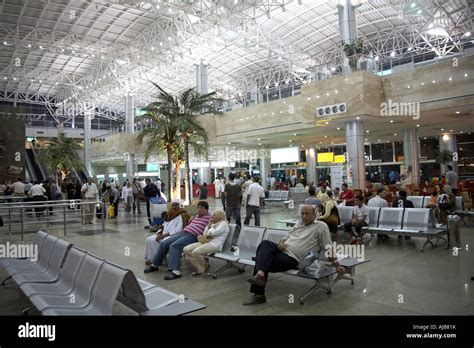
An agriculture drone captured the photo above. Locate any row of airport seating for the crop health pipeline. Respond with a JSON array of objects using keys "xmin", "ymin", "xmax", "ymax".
[
  {"xmin": 0, "ymin": 231, "xmax": 204, "ymax": 315},
  {"xmin": 205, "ymin": 225, "xmax": 370, "ymax": 304}
]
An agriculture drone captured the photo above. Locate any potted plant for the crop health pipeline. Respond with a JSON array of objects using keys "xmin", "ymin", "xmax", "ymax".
[{"xmin": 342, "ymin": 38, "xmax": 369, "ymax": 71}]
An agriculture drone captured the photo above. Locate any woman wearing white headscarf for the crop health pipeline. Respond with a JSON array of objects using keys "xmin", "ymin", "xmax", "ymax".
[
  {"xmin": 183, "ymin": 210, "xmax": 229, "ymax": 276},
  {"xmin": 144, "ymin": 199, "xmax": 190, "ymax": 266}
]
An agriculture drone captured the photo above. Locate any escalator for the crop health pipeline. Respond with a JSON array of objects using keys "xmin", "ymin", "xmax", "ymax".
[{"xmin": 26, "ymin": 149, "xmax": 44, "ymax": 183}]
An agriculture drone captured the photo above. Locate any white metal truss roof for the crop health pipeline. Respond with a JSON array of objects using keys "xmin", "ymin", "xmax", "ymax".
[{"xmin": 0, "ymin": 0, "xmax": 472, "ymax": 121}]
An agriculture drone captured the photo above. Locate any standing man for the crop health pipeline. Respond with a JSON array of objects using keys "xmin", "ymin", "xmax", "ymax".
[
  {"xmin": 11, "ymin": 178, "xmax": 25, "ymax": 197},
  {"xmin": 224, "ymin": 173, "xmax": 242, "ymax": 230},
  {"xmin": 446, "ymin": 165, "xmax": 458, "ymax": 195},
  {"xmin": 270, "ymin": 176, "xmax": 276, "ymax": 190},
  {"xmin": 81, "ymin": 177, "xmax": 98, "ymax": 225},
  {"xmin": 244, "ymin": 177, "xmax": 265, "ymax": 226},
  {"xmin": 131, "ymin": 178, "xmax": 143, "ymax": 214},
  {"xmin": 338, "ymin": 183, "xmax": 355, "ymax": 206},
  {"xmin": 213, "ymin": 176, "xmax": 221, "ymax": 199},
  {"xmin": 144, "ymin": 178, "xmax": 160, "ymax": 229}
]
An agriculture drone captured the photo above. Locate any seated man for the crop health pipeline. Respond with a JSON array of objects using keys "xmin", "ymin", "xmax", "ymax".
[
  {"xmin": 344, "ymin": 195, "xmax": 369, "ymax": 244},
  {"xmin": 243, "ymin": 205, "xmax": 346, "ymax": 305},
  {"xmin": 144, "ymin": 201, "xmax": 212, "ymax": 280}
]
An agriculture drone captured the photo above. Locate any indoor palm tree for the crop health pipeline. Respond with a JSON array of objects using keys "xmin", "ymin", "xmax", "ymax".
[
  {"xmin": 37, "ymin": 133, "xmax": 83, "ymax": 184},
  {"xmin": 136, "ymin": 108, "xmax": 179, "ymax": 200},
  {"xmin": 436, "ymin": 149, "xmax": 453, "ymax": 175}
]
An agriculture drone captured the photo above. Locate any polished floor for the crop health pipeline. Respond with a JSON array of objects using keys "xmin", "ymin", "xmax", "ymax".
[{"xmin": 0, "ymin": 198, "xmax": 473, "ymax": 315}]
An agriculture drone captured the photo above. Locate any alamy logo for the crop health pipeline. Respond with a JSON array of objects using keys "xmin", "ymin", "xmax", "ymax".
[
  {"xmin": 18, "ymin": 323, "xmax": 56, "ymax": 341},
  {"xmin": 0, "ymin": 242, "xmax": 38, "ymax": 262},
  {"xmin": 324, "ymin": 242, "xmax": 365, "ymax": 260},
  {"xmin": 380, "ymin": 99, "xmax": 420, "ymax": 120}
]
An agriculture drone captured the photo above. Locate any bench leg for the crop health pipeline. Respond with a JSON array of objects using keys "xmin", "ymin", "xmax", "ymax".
[
  {"xmin": 22, "ymin": 306, "xmax": 33, "ymax": 315},
  {"xmin": 210, "ymin": 261, "xmax": 241, "ymax": 279},
  {"xmin": 421, "ymin": 236, "xmax": 434, "ymax": 252},
  {"xmin": 1, "ymin": 275, "xmax": 12, "ymax": 286},
  {"xmin": 299, "ymin": 279, "xmax": 332, "ymax": 305},
  {"xmin": 333, "ymin": 273, "xmax": 355, "ymax": 287}
]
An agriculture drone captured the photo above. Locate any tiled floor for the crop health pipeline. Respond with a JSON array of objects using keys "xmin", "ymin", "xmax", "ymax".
[{"xmin": 0, "ymin": 198, "xmax": 473, "ymax": 315}]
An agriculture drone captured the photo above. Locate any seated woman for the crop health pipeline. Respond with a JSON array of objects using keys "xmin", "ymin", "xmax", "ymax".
[
  {"xmin": 317, "ymin": 191, "xmax": 340, "ymax": 235},
  {"xmin": 144, "ymin": 199, "xmax": 190, "ymax": 266},
  {"xmin": 183, "ymin": 210, "xmax": 229, "ymax": 276},
  {"xmin": 436, "ymin": 185, "xmax": 456, "ymax": 224}
]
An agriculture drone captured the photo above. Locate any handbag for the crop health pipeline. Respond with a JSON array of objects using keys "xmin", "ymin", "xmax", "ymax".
[
  {"xmin": 108, "ymin": 205, "xmax": 115, "ymax": 218},
  {"xmin": 197, "ymin": 234, "xmax": 213, "ymax": 243}
]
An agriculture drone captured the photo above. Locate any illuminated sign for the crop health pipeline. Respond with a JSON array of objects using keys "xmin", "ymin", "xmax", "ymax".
[{"xmin": 317, "ymin": 152, "xmax": 334, "ymax": 163}]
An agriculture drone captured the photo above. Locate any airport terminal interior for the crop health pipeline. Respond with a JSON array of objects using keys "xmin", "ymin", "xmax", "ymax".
[{"xmin": 0, "ymin": 0, "xmax": 473, "ymax": 317}]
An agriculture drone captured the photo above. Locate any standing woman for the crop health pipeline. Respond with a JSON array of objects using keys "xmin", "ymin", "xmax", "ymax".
[{"xmin": 122, "ymin": 181, "xmax": 134, "ymax": 213}]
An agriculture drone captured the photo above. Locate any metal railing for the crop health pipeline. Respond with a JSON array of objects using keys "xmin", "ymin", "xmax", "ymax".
[{"xmin": 0, "ymin": 199, "xmax": 106, "ymax": 241}]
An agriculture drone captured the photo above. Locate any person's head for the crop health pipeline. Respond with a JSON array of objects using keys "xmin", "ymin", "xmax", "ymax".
[
  {"xmin": 321, "ymin": 186, "xmax": 326, "ymax": 193},
  {"xmin": 17, "ymin": 178, "xmax": 22, "ymax": 182},
  {"xmin": 132, "ymin": 178, "xmax": 137, "ymax": 182},
  {"xmin": 447, "ymin": 165, "xmax": 453, "ymax": 171},
  {"xmin": 33, "ymin": 181, "xmax": 38, "ymax": 185},
  {"xmin": 197, "ymin": 201, "xmax": 209, "ymax": 216},
  {"xmin": 316, "ymin": 204, "xmax": 324, "ymax": 214},
  {"xmin": 211, "ymin": 210, "xmax": 226, "ymax": 224},
  {"xmin": 377, "ymin": 187, "xmax": 387, "ymax": 198},
  {"xmin": 253, "ymin": 176, "xmax": 259, "ymax": 182},
  {"xmin": 106, "ymin": 184, "xmax": 111, "ymax": 190},
  {"xmin": 126, "ymin": 181, "xmax": 131, "ymax": 187},
  {"xmin": 355, "ymin": 195, "xmax": 364, "ymax": 207},
  {"xmin": 228, "ymin": 173, "xmax": 236, "ymax": 181},
  {"xmin": 443, "ymin": 185, "xmax": 452, "ymax": 195},
  {"xmin": 145, "ymin": 178, "xmax": 151, "ymax": 186},
  {"xmin": 399, "ymin": 189, "xmax": 408, "ymax": 199},
  {"xmin": 87, "ymin": 177, "xmax": 93, "ymax": 184},
  {"xmin": 161, "ymin": 211, "xmax": 168, "ymax": 220},
  {"xmin": 301, "ymin": 205, "xmax": 316, "ymax": 225},
  {"xmin": 170, "ymin": 199, "xmax": 181, "ymax": 211},
  {"xmin": 334, "ymin": 187, "xmax": 340, "ymax": 194},
  {"xmin": 327, "ymin": 191, "xmax": 333, "ymax": 199},
  {"xmin": 342, "ymin": 183, "xmax": 348, "ymax": 192},
  {"xmin": 308, "ymin": 187, "xmax": 316, "ymax": 197}
]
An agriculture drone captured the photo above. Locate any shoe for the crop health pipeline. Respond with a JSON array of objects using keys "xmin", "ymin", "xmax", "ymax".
[
  {"xmin": 164, "ymin": 272, "xmax": 181, "ymax": 280},
  {"xmin": 144, "ymin": 225, "xmax": 151, "ymax": 229},
  {"xmin": 247, "ymin": 275, "xmax": 266, "ymax": 288},
  {"xmin": 243, "ymin": 295, "xmax": 266, "ymax": 306},
  {"xmin": 144, "ymin": 266, "xmax": 158, "ymax": 273}
]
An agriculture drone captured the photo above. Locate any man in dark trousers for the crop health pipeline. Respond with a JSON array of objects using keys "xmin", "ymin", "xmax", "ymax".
[
  {"xmin": 144, "ymin": 178, "xmax": 160, "ymax": 229},
  {"xmin": 224, "ymin": 172, "xmax": 242, "ymax": 230}
]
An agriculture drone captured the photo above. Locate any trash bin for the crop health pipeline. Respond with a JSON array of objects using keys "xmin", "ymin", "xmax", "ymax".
[{"xmin": 447, "ymin": 214, "xmax": 461, "ymax": 248}]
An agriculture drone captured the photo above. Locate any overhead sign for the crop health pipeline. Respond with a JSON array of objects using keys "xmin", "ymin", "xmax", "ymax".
[
  {"xmin": 334, "ymin": 155, "xmax": 346, "ymax": 163},
  {"xmin": 317, "ymin": 152, "xmax": 334, "ymax": 163}
]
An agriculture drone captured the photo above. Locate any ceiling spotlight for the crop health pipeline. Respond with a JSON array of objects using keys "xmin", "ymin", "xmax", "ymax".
[
  {"xmin": 356, "ymin": 116, "xmax": 360, "ymax": 120},
  {"xmin": 39, "ymin": 45, "xmax": 43, "ymax": 49},
  {"xmin": 464, "ymin": 31, "xmax": 471, "ymax": 37},
  {"xmin": 416, "ymin": 124, "xmax": 420, "ymax": 127},
  {"xmin": 337, "ymin": 127, "xmax": 341, "ymax": 130},
  {"xmin": 27, "ymin": 44, "xmax": 31, "ymax": 48},
  {"xmin": 442, "ymin": 134, "xmax": 449, "ymax": 141},
  {"xmin": 456, "ymin": 111, "xmax": 460, "ymax": 114},
  {"xmin": 3, "ymin": 41, "xmax": 7, "ymax": 45},
  {"xmin": 441, "ymin": 128, "xmax": 445, "ymax": 131},
  {"xmin": 331, "ymin": 67, "xmax": 336, "ymax": 72},
  {"xmin": 390, "ymin": 51, "xmax": 396, "ymax": 57},
  {"xmin": 410, "ymin": 2, "xmax": 416, "ymax": 8},
  {"xmin": 13, "ymin": 77, "xmax": 16, "ymax": 80},
  {"xmin": 374, "ymin": 55, "xmax": 379, "ymax": 61}
]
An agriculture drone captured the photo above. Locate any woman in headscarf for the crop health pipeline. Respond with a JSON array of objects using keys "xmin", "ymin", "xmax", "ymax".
[
  {"xmin": 144, "ymin": 199, "xmax": 190, "ymax": 266},
  {"xmin": 183, "ymin": 210, "xmax": 230, "ymax": 276},
  {"xmin": 437, "ymin": 184, "xmax": 456, "ymax": 224},
  {"xmin": 316, "ymin": 191, "xmax": 340, "ymax": 235}
]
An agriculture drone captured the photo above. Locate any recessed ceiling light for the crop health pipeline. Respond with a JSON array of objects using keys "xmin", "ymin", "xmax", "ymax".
[
  {"xmin": 356, "ymin": 116, "xmax": 360, "ymax": 120},
  {"xmin": 293, "ymin": 133, "xmax": 296, "ymax": 136},
  {"xmin": 421, "ymin": 82, "xmax": 425, "ymax": 85},
  {"xmin": 227, "ymin": 142, "xmax": 231, "ymax": 145},
  {"xmin": 448, "ymin": 77, "xmax": 452, "ymax": 81},
  {"xmin": 432, "ymin": 80, "xmax": 436, "ymax": 84},
  {"xmin": 337, "ymin": 127, "xmax": 341, "ymax": 130},
  {"xmin": 456, "ymin": 111, "xmax": 460, "ymax": 114},
  {"xmin": 416, "ymin": 124, "xmax": 420, "ymax": 127},
  {"xmin": 366, "ymin": 130, "xmax": 370, "ymax": 133},
  {"xmin": 324, "ymin": 135, "xmax": 328, "ymax": 138},
  {"xmin": 378, "ymin": 139, "xmax": 381, "ymax": 142},
  {"xmin": 441, "ymin": 128, "xmax": 445, "ymax": 131},
  {"xmin": 394, "ymin": 133, "xmax": 397, "ymax": 136},
  {"xmin": 464, "ymin": 73, "xmax": 468, "ymax": 77},
  {"xmin": 257, "ymin": 138, "xmax": 261, "ymax": 141},
  {"xmin": 289, "ymin": 140, "xmax": 292, "ymax": 142},
  {"xmin": 390, "ymin": 120, "xmax": 394, "ymax": 123}
]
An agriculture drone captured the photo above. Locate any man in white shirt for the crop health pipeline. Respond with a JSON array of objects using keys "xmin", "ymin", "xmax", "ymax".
[
  {"xmin": 243, "ymin": 205, "xmax": 345, "ymax": 305},
  {"xmin": 242, "ymin": 176, "xmax": 253, "ymax": 206},
  {"xmin": 367, "ymin": 188, "xmax": 389, "ymax": 239},
  {"xmin": 213, "ymin": 177, "xmax": 221, "ymax": 198},
  {"xmin": 344, "ymin": 195, "xmax": 369, "ymax": 244},
  {"xmin": 28, "ymin": 181, "xmax": 46, "ymax": 217},
  {"xmin": 243, "ymin": 177, "xmax": 265, "ymax": 226},
  {"xmin": 81, "ymin": 177, "xmax": 99, "ymax": 224},
  {"xmin": 11, "ymin": 178, "xmax": 26, "ymax": 196},
  {"xmin": 270, "ymin": 176, "xmax": 276, "ymax": 190}
]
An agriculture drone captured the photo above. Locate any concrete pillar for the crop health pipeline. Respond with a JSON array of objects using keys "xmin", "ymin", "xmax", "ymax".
[
  {"xmin": 439, "ymin": 134, "xmax": 458, "ymax": 175},
  {"xmin": 345, "ymin": 120, "xmax": 365, "ymax": 190},
  {"xmin": 83, "ymin": 111, "xmax": 92, "ymax": 175},
  {"xmin": 125, "ymin": 93, "xmax": 136, "ymax": 179},
  {"xmin": 199, "ymin": 166, "xmax": 212, "ymax": 185},
  {"xmin": 125, "ymin": 92, "xmax": 135, "ymax": 134},
  {"xmin": 337, "ymin": 0, "xmax": 358, "ymax": 75},
  {"xmin": 196, "ymin": 60, "xmax": 208, "ymax": 94},
  {"xmin": 403, "ymin": 128, "xmax": 420, "ymax": 186},
  {"xmin": 306, "ymin": 147, "xmax": 317, "ymax": 185},
  {"xmin": 224, "ymin": 167, "xmax": 231, "ymax": 179},
  {"xmin": 260, "ymin": 156, "xmax": 271, "ymax": 182}
]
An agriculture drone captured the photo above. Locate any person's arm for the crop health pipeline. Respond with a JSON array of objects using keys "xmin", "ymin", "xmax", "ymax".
[
  {"xmin": 209, "ymin": 222, "xmax": 229, "ymax": 238},
  {"xmin": 81, "ymin": 184, "xmax": 88, "ymax": 193}
]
